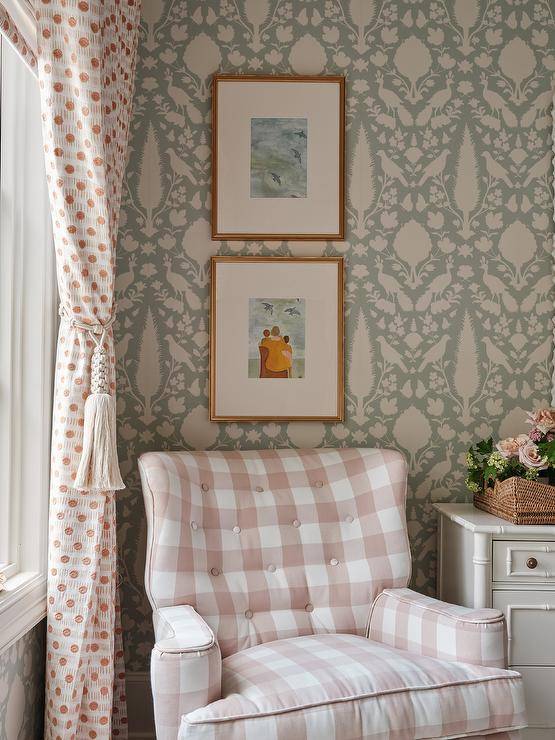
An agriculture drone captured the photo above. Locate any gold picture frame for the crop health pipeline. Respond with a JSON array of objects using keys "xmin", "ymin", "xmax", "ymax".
[
  {"xmin": 210, "ymin": 256, "xmax": 344, "ymax": 421},
  {"xmin": 211, "ymin": 75, "xmax": 345, "ymax": 241}
]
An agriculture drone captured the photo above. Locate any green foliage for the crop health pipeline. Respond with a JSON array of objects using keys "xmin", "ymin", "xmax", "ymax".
[
  {"xmin": 538, "ymin": 439, "xmax": 555, "ymax": 466},
  {"xmin": 465, "ymin": 436, "xmax": 552, "ymax": 493},
  {"xmin": 466, "ymin": 438, "xmax": 494, "ymax": 493},
  {"xmin": 476, "ymin": 438, "xmax": 494, "ymax": 455}
]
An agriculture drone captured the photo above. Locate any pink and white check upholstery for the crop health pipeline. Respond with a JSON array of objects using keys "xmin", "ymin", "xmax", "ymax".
[
  {"xmin": 368, "ymin": 588, "xmax": 507, "ymax": 669},
  {"xmin": 150, "ymin": 606, "xmax": 221, "ymax": 738},
  {"xmin": 181, "ymin": 634, "xmax": 525, "ymax": 739},
  {"xmin": 140, "ymin": 448, "xmax": 411, "ymax": 657},
  {"xmin": 139, "ymin": 449, "xmax": 526, "ymax": 740}
]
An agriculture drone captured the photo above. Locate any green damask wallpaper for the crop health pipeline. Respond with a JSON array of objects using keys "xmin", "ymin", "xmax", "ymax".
[
  {"xmin": 116, "ymin": 0, "xmax": 555, "ymax": 672},
  {"xmin": 0, "ymin": 623, "xmax": 45, "ymax": 740}
]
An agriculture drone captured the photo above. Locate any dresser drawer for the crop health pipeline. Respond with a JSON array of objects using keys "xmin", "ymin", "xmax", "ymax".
[
  {"xmin": 493, "ymin": 590, "xmax": 555, "ymax": 665},
  {"xmin": 493, "ymin": 540, "xmax": 555, "ymax": 583}
]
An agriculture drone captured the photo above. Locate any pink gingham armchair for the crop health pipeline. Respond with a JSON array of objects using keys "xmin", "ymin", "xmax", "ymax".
[{"xmin": 139, "ymin": 448, "xmax": 526, "ymax": 740}]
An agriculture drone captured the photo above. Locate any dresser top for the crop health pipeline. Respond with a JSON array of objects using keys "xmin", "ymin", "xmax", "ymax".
[{"xmin": 434, "ymin": 503, "xmax": 555, "ymax": 536}]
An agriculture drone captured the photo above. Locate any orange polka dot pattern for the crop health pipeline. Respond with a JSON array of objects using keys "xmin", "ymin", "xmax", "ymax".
[
  {"xmin": 0, "ymin": 4, "xmax": 37, "ymax": 72},
  {"xmin": 34, "ymin": 0, "xmax": 140, "ymax": 736}
]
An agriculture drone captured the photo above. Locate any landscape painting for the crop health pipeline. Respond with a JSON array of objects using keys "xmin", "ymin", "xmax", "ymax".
[
  {"xmin": 250, "ymin": 117, "xmax": 307, "ymax": 198},
  {"xmin": 248, "ymin": 298, "xmax": 306, "ymax": 379}
]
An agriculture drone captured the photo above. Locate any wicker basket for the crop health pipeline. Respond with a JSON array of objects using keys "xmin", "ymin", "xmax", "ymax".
[{"xmin": 473, "ymin": 476, "xmax": 555, "ymax": 525}]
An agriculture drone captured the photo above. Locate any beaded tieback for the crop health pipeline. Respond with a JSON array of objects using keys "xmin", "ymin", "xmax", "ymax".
[{"xmin": 90, "ymin": 342, "xmax": 109, "ymax": 394}]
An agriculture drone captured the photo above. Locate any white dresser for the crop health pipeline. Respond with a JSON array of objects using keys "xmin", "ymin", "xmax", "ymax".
[{"xmin": 435, "ymin": 504, "xmax": 555, "ymax": 739}]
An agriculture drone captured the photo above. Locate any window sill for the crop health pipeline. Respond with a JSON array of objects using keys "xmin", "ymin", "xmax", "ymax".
[{"xmin": 0, "ymin": 571, "xmax": 46, "ymax": 654}]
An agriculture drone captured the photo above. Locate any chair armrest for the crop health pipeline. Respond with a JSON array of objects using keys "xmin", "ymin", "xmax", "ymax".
[
  {"xmin": 367, "ymin": 587, "xmax": 507, "ymax": 668},
  {"xmin": 154, "ymin": 604, "xmax": 217, "ymax": 652},
  {"xmin": 151, "ymin": 606, "xmax": 222, "ymax": 740}
]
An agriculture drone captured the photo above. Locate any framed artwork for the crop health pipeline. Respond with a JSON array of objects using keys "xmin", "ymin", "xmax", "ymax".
[
  {"xmin": 211, "ymin": 75, "xmax": 345, "ymax": 241},
  {"xmin": 210, "ymin": 256, "xmax": 344, "ymax": 421}
]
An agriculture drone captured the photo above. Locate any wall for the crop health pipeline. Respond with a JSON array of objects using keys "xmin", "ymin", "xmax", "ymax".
[
  {"xmin": 116, "ymin": 0, "xmax": 555, "ymax": 677},
  {"xmin": 0, "ymin": 623, "xmax": 45, "ymax": 740}
]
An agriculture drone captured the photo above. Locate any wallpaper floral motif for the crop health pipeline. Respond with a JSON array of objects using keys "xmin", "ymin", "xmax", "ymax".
[
  {"xmin": 116, "ymin": 0, "xmax": 555, "ymax": 673},
  {"xmin": 0, "ymin": 623, "xmax": 45, "ymax": 740}
]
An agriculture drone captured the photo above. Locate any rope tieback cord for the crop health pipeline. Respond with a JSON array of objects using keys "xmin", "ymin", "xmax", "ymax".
[
  {"xmin": 59, "ymin": 305, "xmax": 116, "ymax": 395},
  {"xmin": 59, "ymin": 304, "xmax": 116, "ymax": 328},
  {"xmin": 58, "ymin": 304, "xmax": 124, "ymax": 492}
]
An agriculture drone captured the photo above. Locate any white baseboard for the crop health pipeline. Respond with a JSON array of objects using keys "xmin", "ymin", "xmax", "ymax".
[{"xmin": 126, "ymin": 671, "xmax": 155, "ymax": 739}]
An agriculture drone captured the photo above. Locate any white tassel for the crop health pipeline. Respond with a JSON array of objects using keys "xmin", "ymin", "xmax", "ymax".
[{"xmin": 75, "ymin": 337, "xmax": 125, "ymax": 492}]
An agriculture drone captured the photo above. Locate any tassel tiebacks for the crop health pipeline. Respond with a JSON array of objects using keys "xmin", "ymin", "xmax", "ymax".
[{"xmin": 60, "ymin": 306, "xmax": 125, "ymax": 492}]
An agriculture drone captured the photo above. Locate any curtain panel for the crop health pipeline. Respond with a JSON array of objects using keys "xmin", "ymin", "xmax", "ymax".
[
  {"xmin": 35, "ymin": 0, "xmax": 140, "ymax": 736},
  {"xmin": 0, "ymin": 0, "xmax": 37, "ymax": 72}
]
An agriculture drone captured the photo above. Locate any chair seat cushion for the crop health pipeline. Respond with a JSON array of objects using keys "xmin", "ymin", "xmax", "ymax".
[{"xmin": 179, "ymin": 634, "xmax": 525, "ymax": 739}]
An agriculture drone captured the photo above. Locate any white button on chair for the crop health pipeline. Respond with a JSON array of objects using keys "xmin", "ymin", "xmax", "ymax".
[
  {"xmin": 330, "ymin": 558, "xmax": 339, "ymax": 566},
  {"xmin": 210, "ymin": 567, "xmax": 220, "ymax": 576},
  {"xmin": 314, "ymin": 481, "xmax": 324, "ymax": 488},
  {"xmin": 233, "ymin": 526, "xmax": 241, "ymax": 534},
  {"xmin": 201, "ymin": 483, "xmax": 209, "ymax": 492},
  {"xmin": 292, "ymin": 519, "xmax": 301, "ymax": 528},
  {"xmin": 245, "ymin": 609, "xmax": 253, "ymax": 619},
  {"xmin": 267, "ymin": 564, "xmax": 276, "ymax": 573},
  {"xmin": 345, "ymin": 515, "xmax": 354, "ymax": 524},
  {"xmin": 255, "ymin": 486, "xmax": 264, "ymax": 493},
  {"xmin": 191, "ymin": 521, "xmax": 198, "ymax": 530},
  {"xmin": 305, "ymin": 603, "xmax": 314, "ymax": 613}
]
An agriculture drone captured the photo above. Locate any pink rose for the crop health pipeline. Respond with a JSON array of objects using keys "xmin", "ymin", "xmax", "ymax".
[
  {"xmin": 527, "ymin": 408, "xmax": 555, "ymax": 434},
  {"xmin": 496, "ymin": 435, "xmax": 529, "ymax": 458},
  {"xmin": 496, "ymin": 437, "xmax": 520, "ymax": 458},
  {"xmin": 518, "ymin": 442, "xmax": 548, "ymax": 470}
]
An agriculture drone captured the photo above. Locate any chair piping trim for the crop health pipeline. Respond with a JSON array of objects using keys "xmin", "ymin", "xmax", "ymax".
[
  {"xmin": 184, "ymin": 673, "xmax": 522, "ymax": 725},
  {"xmin": 376, "ymin": 589, "xmax": 506, "ymax": 625}
]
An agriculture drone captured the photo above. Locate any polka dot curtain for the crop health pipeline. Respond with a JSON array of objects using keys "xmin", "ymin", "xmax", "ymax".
[{"xmin": 33, "ymin": 0, "xmax": 140, "ymax": 736}]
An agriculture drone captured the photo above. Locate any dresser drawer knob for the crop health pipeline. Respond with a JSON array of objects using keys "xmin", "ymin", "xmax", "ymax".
[{"xmin": 526, "ymin": 557, "xmax": 538, "ymax": 570}]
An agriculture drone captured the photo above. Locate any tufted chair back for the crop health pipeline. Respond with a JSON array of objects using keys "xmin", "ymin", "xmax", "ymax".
[{"xmin": 139, "ymin": 448, "xmax": 410, "ymax": 658}]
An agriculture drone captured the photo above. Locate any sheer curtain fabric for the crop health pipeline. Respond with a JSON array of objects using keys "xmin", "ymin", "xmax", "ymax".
[{"xmin": 0, "ymin": 0, "xmax": 37, "ymax": 72}]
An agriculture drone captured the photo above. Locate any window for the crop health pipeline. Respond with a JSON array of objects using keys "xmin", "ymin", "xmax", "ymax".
[{"xmin": 0, "ymin": 38, "xmax": 56, "ymax": 651}]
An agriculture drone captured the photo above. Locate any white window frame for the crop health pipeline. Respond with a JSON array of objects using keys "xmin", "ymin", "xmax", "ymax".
[{"xmin": 0, "ymin": 39, "xmax": 56, "ymax": 652}]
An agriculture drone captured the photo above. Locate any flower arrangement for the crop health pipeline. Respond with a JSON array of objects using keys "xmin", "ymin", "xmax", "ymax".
[{"xmin": 466, "ymin": 408, "xmax": 555, "ymax": 493}]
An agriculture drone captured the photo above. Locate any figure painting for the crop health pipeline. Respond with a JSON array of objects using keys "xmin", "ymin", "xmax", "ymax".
[
  {"xmin": 248, "ymin": 298, "xmax": 305, "ymax": 378},
  {"xmin": 210, "ymin": 256, "xmax": 343, "ymax": 420},
  {"xmin": 250, "ymin": 118, "xmax": 307, "ymax": 198}
]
